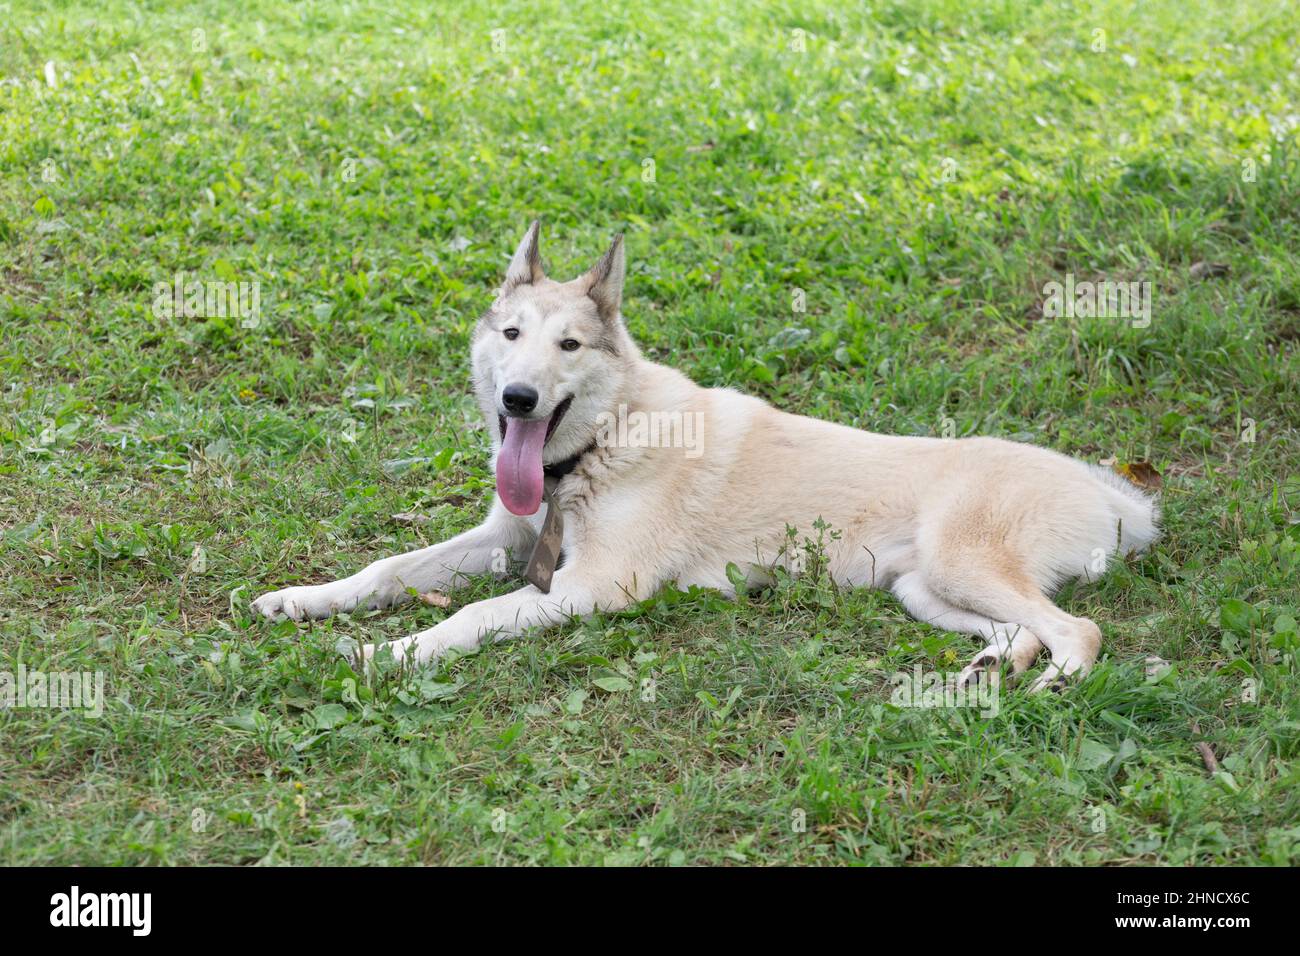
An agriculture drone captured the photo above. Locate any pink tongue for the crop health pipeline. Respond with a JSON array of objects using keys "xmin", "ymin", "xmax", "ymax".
[{"xmin": 496, "ymin": 417, "xmax": 549, "ymax": 515}]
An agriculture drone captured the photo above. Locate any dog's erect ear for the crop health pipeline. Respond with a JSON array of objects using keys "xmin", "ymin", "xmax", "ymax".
[
  {"xmin": 502, "ymin": 219, "xmax": 544, "ymax": 292},
  {"xmin": 583, "ymin": 234, "xmax": 625, "ymax": 324}
]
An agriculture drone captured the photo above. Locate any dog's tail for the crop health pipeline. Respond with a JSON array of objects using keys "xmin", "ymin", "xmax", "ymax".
[{"xmin": 1088, "ymin": 464, "xmax": 1161, "ymax": 557}]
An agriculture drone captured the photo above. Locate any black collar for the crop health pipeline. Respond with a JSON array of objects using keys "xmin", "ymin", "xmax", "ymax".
[{"xmin": 543, "ymin": 442, "xmax": 597, "ymax": 481}]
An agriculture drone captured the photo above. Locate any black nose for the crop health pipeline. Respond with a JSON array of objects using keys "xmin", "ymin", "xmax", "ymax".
[{"xmin": 502, "ymin": 383, "xmax": 539, "ymax": 415}]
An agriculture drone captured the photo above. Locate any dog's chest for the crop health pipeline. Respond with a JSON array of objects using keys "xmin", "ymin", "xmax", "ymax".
[
  {"xmin": 540, "ymin": 474, "xmax": 606, "ymax": 553},
  {"xmin": 520, "ymin": 482, "xmax": 583, "ymax": 559}
]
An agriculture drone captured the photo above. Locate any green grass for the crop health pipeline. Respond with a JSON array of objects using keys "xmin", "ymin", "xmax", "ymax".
[{"xmin": 2, "ymin": 0, "xmax": 1299, "ymax": 865}]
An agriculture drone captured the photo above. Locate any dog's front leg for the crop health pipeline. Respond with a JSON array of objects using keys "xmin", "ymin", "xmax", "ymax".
[
  {"xmin": 252, "ymin": 507, "xmax": 535, "ymax": 622},
  {"xmin": 361, "ymin": 560, "xmax": 645, "ymax": 667}
]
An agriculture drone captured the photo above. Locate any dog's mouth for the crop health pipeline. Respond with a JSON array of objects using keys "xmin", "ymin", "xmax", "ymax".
[
  {"xmin": 497, "ymin": 395, "xmax": 572, "ymax": 444},
  {"xmin": 495, "ymin": 396, "xmax": 574, "ymax": 516}
]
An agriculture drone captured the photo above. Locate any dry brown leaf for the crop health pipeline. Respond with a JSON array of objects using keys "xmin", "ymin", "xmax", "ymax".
[
  {"xmin": 1116, "ymin": 460, "xmax": 1163, "ymax": 491},
  {"xmin": 418, "ymin": 591, "xmax": 451, "ymax": 608}
]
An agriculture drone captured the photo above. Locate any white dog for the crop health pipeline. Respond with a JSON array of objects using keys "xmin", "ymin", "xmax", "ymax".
[{"xmin": 253, "ymin": 222, "xmax": 1159, "ymax": 690}]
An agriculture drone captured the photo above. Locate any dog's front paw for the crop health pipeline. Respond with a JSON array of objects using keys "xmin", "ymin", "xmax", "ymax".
[
  {"xmin": 252, "ymin": 584, "xmax": 354, "ymax": 622},
  {"xmin": 357, "ymin": 636, "xmax": 414, "ymax": 673}
]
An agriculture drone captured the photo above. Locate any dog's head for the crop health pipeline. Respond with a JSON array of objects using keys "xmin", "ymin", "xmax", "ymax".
[{"xmin": 472, "ymin": 221, "xmax": 635, "ymax": 515}]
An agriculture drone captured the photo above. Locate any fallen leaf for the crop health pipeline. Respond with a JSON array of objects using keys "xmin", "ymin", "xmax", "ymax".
[
  {"xmin": 1190, "ymin": 261, "xmax": 1229, "ymax": 280},
  {"xmin": 1116, "ymin": 460, "xmax": 1163, "ymax": 490},
  {"xmin": 418, "ymin": 591, "xmax": 451, "ymax": 608},
  {"xmin": 390, "ymin": 512, "xmax": 429, "ymax": 525}
]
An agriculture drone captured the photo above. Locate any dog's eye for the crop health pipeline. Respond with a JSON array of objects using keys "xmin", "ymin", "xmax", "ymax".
[
  {"xmin": 560, "ymin": 339, "xmax": 580, "ymax": 352},
  {"xmin": 503, "ymin": 328, "xmax": 519, "ymax": 341}
]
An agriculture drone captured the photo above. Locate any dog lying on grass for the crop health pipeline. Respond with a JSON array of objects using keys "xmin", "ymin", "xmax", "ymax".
[{"xmin": 253, "ymin": 222, "xmax": 1159, "ymax": 689}]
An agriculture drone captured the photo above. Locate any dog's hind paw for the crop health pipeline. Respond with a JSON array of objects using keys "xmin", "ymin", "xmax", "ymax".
[
  {"xmin": 957, "ymin": 654, "xmax": 1009, "ymax": 690},
  {"xmin": 957, "ymin": 630, "xmax": 1041, "ymax": 689},
  {"xmin": 1026, "ymin": 664, "xmax": 1076, "ymax": 694}
]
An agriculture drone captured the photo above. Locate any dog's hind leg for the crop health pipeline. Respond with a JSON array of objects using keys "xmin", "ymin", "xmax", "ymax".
[
  {"xmin": 890, "ymin": 571, "xmax": 1044, "ymax": 683},
  {"xmin": 252, "ymin": 508, "xmax": 535, "ymax": 622},
  {"xmin": 920, "ymin": 557, "xmax": 1102, "ymax": 693}
]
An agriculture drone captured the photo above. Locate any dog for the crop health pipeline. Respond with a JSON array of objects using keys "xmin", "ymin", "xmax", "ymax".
[{"xmin": 253, "ymin": 221, "xmax": 1160, "ymax": 690}]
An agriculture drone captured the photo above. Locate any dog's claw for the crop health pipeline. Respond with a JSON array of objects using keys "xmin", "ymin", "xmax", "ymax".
[
  {"xmin": 958, "ymin": 651, "xmax": 1013, "ymax": 689},
  {"xmin": 1027, "ymin": 674, "xmax": 1070, "ymax": 694},
  {"xmin": 1026, "ymin": 664, "xmax": 1076, "ymax": 694}
]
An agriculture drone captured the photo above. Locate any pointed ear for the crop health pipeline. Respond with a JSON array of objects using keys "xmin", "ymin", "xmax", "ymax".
[
  {"xmin": 583, "ymin": 234, "xmax": 625, "ymax": 324},
  {"xmin": 502, "ymin": 219, "xmax": 543, "ymax": 292}
]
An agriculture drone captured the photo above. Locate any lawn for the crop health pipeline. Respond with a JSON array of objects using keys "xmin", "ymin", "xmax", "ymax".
[{"xmin": 1, "ymin": 0, "xmax": 1298, "ymax": 865}]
